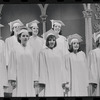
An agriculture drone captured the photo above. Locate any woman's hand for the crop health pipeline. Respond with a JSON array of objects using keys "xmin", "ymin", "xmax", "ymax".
[
  {"xmin": 34, "ymin": 81, "xmax": 39, "ymax": 88},
  {"xmin": 62, "ymin": 82, "xmax": 70, "ymax": 92},
  {"xmin": 9, "ymin": 80, "xmax": 17, "ymax": 89},
  {"xmin": 89, "ymin": 83, "xmax": 97, "ymax": 89}
]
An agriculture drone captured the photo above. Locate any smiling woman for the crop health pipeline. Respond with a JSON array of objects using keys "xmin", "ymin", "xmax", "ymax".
[
  {"xmin": 17, "ymin": 27, "xmax": 30, "ymax": 47},
  {"xmin": 64, "ymin": 33, "xmax": 89, "ymax": 96},
  {"xmin": 38, "ymin": 31, "xmax": 69, "ymax": 96},
  {"xmin": 46, "ymin": 35, "xmax": 57, "ymax": 49},
  {"xmin": 8, "ymin": 26, "xmax": 38, "ymax": 97}
]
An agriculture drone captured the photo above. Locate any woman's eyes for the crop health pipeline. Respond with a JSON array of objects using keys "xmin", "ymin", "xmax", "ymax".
[
  {"xmin": 49, "ymin": 40, "xmax": 55, "ymax": 42},
  {"xmin": 22, "ymin": 35, "xmax": 29, "ymax": 37},
  {"xmin": 73, "ymin": 42, "xmax": 79, "ymax": 44},
  {"xmin": 13, "ymin": 26, "xmax": 20, "ymax": 28},
  {"xmin": 32, "ymin": 28, "xmax": 38, "ymax": 30}
]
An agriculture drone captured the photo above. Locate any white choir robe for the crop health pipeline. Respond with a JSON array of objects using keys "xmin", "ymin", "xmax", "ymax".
[
  {"xmin": 38, "ymin": 47, "xmax": 68, "ymax": 96},
  {"xmin": 55, "ymin": 35, "xmax": 69, "ymax": 56},
  {"xmin": 65, "ymin": 51, "xmax": 89, "ymax": 96},
  {"xmin": 43, "ymin": 35, "xmax": 69, "ymax": 57},
  {"xmin": 5, "ymin": 35, "xmax": 19, "ymax": 96},
  {"xmin": 88, "ymin": 48, "xmax": 100, "ymax": 96},
  {"xmin": 0, "ymin": 40, "xmax": 8, "ymax": 97},
  {"xmin": 5, "ymin": 35, "xmax": 19, "ymax": 66},
  {"xmin": 27, "ymin": 36, "xmax": 44, "ymax": 80},
  {"xmin": 8, "ymin": 43, "xmax": 37, "ymax": 97}
]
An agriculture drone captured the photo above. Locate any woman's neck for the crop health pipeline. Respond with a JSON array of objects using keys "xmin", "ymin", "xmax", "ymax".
[
  {"xmin": 73, "ymin": 50, "xmax": 78, "ymax": 54},
  {"xmin": 98, "ymin": 44, "xmax": 100, "ymax": 48},
  {"xmin": 21, "ymin": 42, "xmax": 27, "ymax": 47},
  {"xmin": 32, "ymin": 34, "xmax": 37, "ymax": 38}
]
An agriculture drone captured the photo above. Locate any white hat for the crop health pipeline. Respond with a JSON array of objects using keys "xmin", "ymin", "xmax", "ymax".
[
  {"xmin": 0, "ymin": 24, "xmax": 4, "ymax": 27},
  {"xmin": 0, "ymin": 24, "xmax": 4, "ymax": 38},
  {"xmin": 50, "ymin": 19, "xmax": 65, "ymax": 28},
  {"xmin": 18, "ymin": 26, "xmax": 28, "ymax": 35},
  {"xmin": 68, "ymin": 33, "xmax": 83, "ymax": 45},
  {"xmin": 26, "ymin": 20, "xmax": 40, "ymax": 28},
  {"xmin": 43, "ymin": 29, "xmax": 59, "ymax": 40},
  {"xmin": 8, "ymin": 19, "xmax": 24, "ymax": 32},
  {"xmin": 93, "ymin": 31, "xmax": 100, "ymax": 42}
]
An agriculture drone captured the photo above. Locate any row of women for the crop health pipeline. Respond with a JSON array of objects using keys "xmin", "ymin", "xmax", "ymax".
[{"xmin": 0, "ymin": 19, "xmax": 99, "ymax": 97}]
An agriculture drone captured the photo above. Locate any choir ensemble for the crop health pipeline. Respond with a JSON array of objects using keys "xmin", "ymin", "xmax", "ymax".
[{"xmin": 0, "ymin": 19, "xmax": 99, "ymax": 97}]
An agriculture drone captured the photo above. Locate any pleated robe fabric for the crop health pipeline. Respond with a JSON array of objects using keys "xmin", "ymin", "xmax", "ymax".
[
  {"xmin": 8, "ymin": 43, "xmax": 37, "ymax": 97},
  {"xmin": 5, "ymin": 35, "xmax": 19, "ymax": 66},
  {"xmin": 0, "ymin": 40, "xmax": 8, "ymax": 97},
  {"xmin": 65, "ymin": 51, "xmax": 89, "ymax": 96},
  {"xmin": 38, "ymin": 47, "xmax": 68, "ymax": 96},
  {"xmin": 27, "ymin": 36, "xmax": 44, "ymax": 81},
  {"xmin": 55, "ymin": 35, "xmax": 69, "ymax": 57},
  {"xmin": 5, "ymin": 35, "xmax": 20, "ymax": 96},
  {"xmin": 88, "ymin": 48, "xmax": 100, "ymax": 96}
]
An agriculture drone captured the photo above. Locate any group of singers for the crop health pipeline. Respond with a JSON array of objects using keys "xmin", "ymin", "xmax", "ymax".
[{"xmin": 0, "ymin": 19, "xmax": 99, "ymax": 97}]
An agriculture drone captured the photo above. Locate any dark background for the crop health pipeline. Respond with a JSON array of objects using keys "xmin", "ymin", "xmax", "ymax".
[{"xmin": 0, "ymin": 4, "xmax": 86, "ymax": 52}]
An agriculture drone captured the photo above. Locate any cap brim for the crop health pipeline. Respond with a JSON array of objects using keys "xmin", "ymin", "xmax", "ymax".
[{"xmin": 43, "ymin": 29, "xmax": 59, "ymax": 40}]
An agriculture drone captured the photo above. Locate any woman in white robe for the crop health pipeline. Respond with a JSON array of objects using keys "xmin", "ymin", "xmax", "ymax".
[
  {"xmin": 8, "ymin": 27, "xmax": 37, "ymax": 97},
  {"xmin": 0, "ymin": 39, "xmax": 8, "ymax": 97},
  {"xmin": 26, "ymin": 20, "xmax": 44, "ymax": 82},
  {"xmin": 5, "ymin": 19, "xmax": 24, "ymax": 67},
  {"xmin": 5, "ymin": 19, "xmax": 24, "ymax": 96},
  {"xmin": 65, "ymin": 34, "xmax": 89, "ymax": 96},
  {"xmin": 43, "ymin": 20, "xmax": 69, "ymax": 57},
  {"xmin": 88, "ymin": 31, "xmax": 100, "ymax": 96},
  {"xmin": 39, "ymin": 33, "xmax": 69, "ymax": 96}
]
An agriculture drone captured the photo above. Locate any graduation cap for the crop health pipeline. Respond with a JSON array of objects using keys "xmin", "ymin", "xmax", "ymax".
[
  {"xmin": 0, "ymin": 24, "xmax": 4, "ymax": 39},
  {"xmin": 43, "ymin": 29, "xmax": 59, "ymax": 40},
  {"xmin": 26, "ymin": 20, "xmax": 40, "ymax": 28},
  {"xmin": 0, "ymin": 24, "xmax": 4, "ymax": 27},
  {"xmin": 93, "ymin": 31, "xmax": 100, "ymax": 42},
  {"xmin": 50, "ymin": 19, "xmax": 65, "ymax": 28},
  {"xmin": 18, "ymin": 26, "xmax": 29, "ymax": 35},
  {"xmin": 8, "ymin": 19, "xmax": 24, "ymax": 32},
  {"xmin": 68, "ymin": 33, "xmax": 83, "ymax": 45}
]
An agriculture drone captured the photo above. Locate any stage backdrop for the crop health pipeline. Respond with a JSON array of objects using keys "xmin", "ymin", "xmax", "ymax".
[
  {"xmin": 1, "ymin": 4, "xmax": 42, "ymax": 40},
  {"xmin": 1, "ymin": 4, "xmax": 86, "ymax": 52},
  {"xmin": 46, "ymin": 4, "xmax": 85, "ymax": 52}
]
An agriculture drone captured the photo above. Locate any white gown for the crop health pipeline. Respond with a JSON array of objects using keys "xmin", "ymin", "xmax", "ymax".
[
  {"xmin": 27, "ymin": 36, "xmax": 44, "ymax": 80},
  {"xmin": 65, "ymin": 51, "xmax": 89, "ymax": 96},
  {"xmin": 0, "ymin": 40, "xmax": 8, "ymax": 97},
  {"xmin": 88, "ymin": 48, "xmax": 100, "ymax": 96},
  {"xmin": 55, "ymin": 35, "xmax": 69, "ymax": 57},
  {"xmin": 5, "ymin": 35, "xmax": 19, "ymax": 66},
  {"xmin": 39, "ymin": 47, "xmax": 68, "ymax": 96},
  {"xmin": 8, "ymin": 43, "xmax": 37, "ymax": 97},
  {"xmin": 5, "ymin": 35, "xmax": 20, "ymax": 96}
]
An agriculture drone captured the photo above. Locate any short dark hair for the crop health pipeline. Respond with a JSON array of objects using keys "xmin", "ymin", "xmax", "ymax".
[
  {"xmin": 96, "ymin": 39, "xmax": 100, "ymax": 47},
  {"xmin": 17, "ymin": 27, "xmax": 29, "ymax": 44},
  {"xmin": 46, "ymin": 35, "xmax": 57, "ymax": 49},
  {"xmin": 10, "ymin": 31, "xmax": 14, "ymax": 36},
  {"xmin": 68, "ymin": 42, "xmax": 81, "ymax": 52}
]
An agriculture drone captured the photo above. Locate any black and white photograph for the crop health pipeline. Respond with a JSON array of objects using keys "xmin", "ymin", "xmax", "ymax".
[{"xmin": 0, "ymin": 4, "xmax": 99, "ymax": 97}]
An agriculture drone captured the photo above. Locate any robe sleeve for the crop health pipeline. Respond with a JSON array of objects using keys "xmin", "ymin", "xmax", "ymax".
[
  {"xmin": 82, "ymin": 51, "xmax": 89, "ymax": 86},
  {"xmin": 87, "ymin": 51, "xmax": 98, "ymax": 84},
  {"xmin": 32, "ymin": 50, "xmax": 39, "ymax": 82},
  {"xmin": 64, "ymin": 54, "xmax": 71, "ymax": 85},
  {"xmin": 5, "ymin": 39, "xmax": 10, "ymax": 66},
  {"xmin": 0, "ymin": 41, "xmax": 8, "ymax": 86},
  {"xmin": 63, "ymin": 38, "xmax": 69, "ymax": 56},
  {"xmin": 38, "ymin": 51, "xmax": 48, "ymax": 84},
  {"xmin": 8, "ymin": 49, "xmax": 17, "ymax": 81}
]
